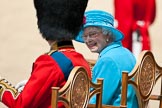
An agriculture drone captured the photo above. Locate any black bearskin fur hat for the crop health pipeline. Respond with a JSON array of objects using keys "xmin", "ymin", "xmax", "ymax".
[{"xmin": 34, "ymin": 0, "xmax": 88, "ymax": 41}]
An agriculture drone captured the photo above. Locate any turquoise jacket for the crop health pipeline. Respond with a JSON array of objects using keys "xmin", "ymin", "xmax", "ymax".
[{"xmin": 89, "ymin": 42, "xmax": 139, "ymax": 108}]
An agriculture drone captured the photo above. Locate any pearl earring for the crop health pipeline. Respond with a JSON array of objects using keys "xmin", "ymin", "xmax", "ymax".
[{"xmin": 106, "ymin": 38, "xmax": 109, "ymax": 42}]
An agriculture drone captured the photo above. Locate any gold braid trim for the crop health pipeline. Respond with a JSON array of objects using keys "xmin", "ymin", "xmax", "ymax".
[
  {"xmin": 0, "ymin": 79, "xmax": 18, "ymax": 98},
  {"xmin": 47, "ymin": 50, "xmax": 57, "ymax": 55}
]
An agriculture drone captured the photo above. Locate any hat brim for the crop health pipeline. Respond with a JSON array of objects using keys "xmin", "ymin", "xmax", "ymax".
[
  {"xmin": 105, "ymin": 26, "xmax": 124, "ymax": 42},
  {"xmin": 75, "ymin": 29, "xmax": 84, "ymax": 43},
  {"xmin": 75, "ymin": 25, "xmax": 124, "ymax": 43}
]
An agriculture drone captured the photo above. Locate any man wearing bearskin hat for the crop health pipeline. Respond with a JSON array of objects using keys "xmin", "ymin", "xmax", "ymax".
[{"xmin": 0, "ymin": 0, "xmax": 90, "ymax": 107}]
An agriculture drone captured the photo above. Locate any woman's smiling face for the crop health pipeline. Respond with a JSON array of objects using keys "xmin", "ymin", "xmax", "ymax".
[{"xmin": 83, "ymin": 27, "xmax": 109, "ymax": 53}]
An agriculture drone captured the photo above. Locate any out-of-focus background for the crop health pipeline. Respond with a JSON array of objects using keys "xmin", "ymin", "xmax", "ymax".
[{"xmin": 0, "ymin": 0, "xmax": 161, "ymax": 107}]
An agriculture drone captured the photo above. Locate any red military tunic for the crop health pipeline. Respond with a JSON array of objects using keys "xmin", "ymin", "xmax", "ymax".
[
  {"xmin": 1, "ymin": 41, "xmax": 91, "ymax": 108},
  {"xmin": 114, "ymin": 0, "xmax": 156, "ymax": 51}
]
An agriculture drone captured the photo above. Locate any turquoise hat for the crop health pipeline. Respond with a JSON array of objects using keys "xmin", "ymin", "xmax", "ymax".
[{"xmin": 75, "ymin": 10, "xmax": 124, "ymax": 42}]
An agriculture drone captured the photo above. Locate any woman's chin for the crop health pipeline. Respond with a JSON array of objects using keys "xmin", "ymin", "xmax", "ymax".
[{"xmin": 90, "ymin": 48, "xmax": 98, "ymax": 53}]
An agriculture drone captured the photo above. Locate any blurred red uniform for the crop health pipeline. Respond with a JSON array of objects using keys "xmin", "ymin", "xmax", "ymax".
[{"xmin": 114, "ymin": 0, "xmax": 156, "ymax": 51}]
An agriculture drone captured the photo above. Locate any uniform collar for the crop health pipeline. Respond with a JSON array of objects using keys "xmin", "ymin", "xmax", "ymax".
[{"xmin": 50, "ymin": 40, "xmax": 74, "ymax": 50}]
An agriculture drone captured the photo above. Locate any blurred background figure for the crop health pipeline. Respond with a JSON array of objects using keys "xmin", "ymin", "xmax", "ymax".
[{"xmin": 114, "ymin": 0, "xmax": 156, "ymax": 56}]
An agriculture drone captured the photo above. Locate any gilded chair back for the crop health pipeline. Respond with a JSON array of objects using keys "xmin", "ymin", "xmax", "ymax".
[
  {"xmin": 51, "ymin": 66, "xmax": 103, "ymax": 108},
  {"xmin": 122, "ymin": 50, "xmax": 162, "ymax": 108}
]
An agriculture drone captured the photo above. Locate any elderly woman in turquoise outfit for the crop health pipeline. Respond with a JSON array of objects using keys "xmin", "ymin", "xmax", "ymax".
[{"xmin": 76, "ymin": 10, "xmax": 139, "ymax": 108}]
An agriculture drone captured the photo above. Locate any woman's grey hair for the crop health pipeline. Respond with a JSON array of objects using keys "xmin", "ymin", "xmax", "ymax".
[{"xmin": 101, "ymin": 27, "xmax": 116, "ymax": 42}]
